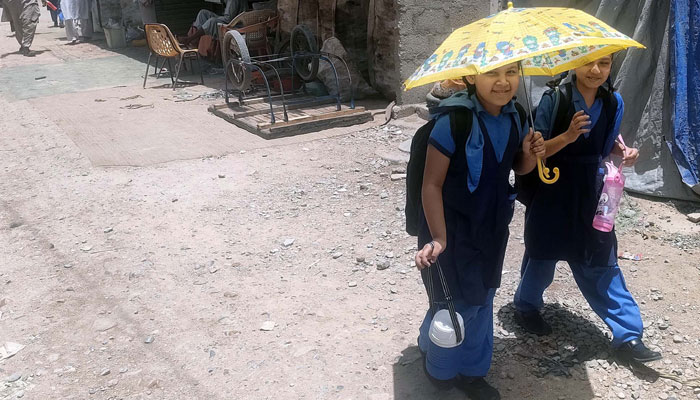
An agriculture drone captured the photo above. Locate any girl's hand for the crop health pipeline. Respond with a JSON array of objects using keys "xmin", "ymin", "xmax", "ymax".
[
  {"xmin": 529, "ymin": 131, "xmax": 546, "ymax": 159},
  {"xmin": 621, "ymin": 145, "xmax": 639, "ymax": 166},
  {"xmin": 564, "ymin": 110, "xmax": 590, "ymax": 143},
  {"xmin": 415, "ymin": 240, "xmax": 445, "ymax": 270}
]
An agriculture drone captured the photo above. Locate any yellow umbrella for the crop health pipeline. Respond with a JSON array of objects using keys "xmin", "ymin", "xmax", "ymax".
[
  {"xmin": 404, "ymin": 2, "xmax": 645, "ymax": 89},
  {"xmin": 403, "ymin": 2, "xmax": 645, "ymax": 184}
]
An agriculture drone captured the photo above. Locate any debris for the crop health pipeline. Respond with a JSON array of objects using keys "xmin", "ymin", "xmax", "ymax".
[
  {"xmin": 201, "ymin": 90, "xmax": 225, "ymax": 101},
  {"xmin": 100, "ymin": 368, "xmax": 111, "ymax": 376},
  {"xmin": 688, "ymin": 213, "xmax": 700, "ymax": 223},
  {"xmin": 34, "ymin": 76, "xmax": 46, "ymax": 80},
  {"xmin": 103, "ymin": 227, "xmax": 113, "ymax": 233},
  {"xmin": 348, "ymin": 281, "xmax": 357, "ymax": 287},
  {"xmin": 0, "ymin": 342, "xmax": 24, "ymax": 360},
  {"xmin": 93, "ymin": 318, "xmax": 117, "ymax": 332},
  {"xmin": 376, "ymin": 260, "xmax": 390, "ymax": 271},
  {"xmin": 283, "ymin": 238, "xmax": 295, "ymax": 247},
  {"xmin": 174, "ymin": 95, "xmax": 201, "ymax": 103},
  {"xmin": 146, "ymin": 378, "xmax": 160, "ymax": 388},
  {"xmin": 332, "ymin": 252, "xmax": 343, "ymax": 259},
  {"xmin": 619, "ymin": 252, "xmax": 642, "ymax": 261},
  {"xmin": 260, "ymin": 321, "xmax": 275, "ymax": 331},
  {"xmin": 144, "ymin": 336, "xmax": 155, "ymax": 344},
  {"xmin": 120, "ymin": 103, "xmax": 154, "ymax": 110},
  {"xmin": 94, "ymin": 99, "xmax": 107, "ymax": 102},
  {"xmin": 5, "ymin": 372, "xmax": 21, "ymax": 382},
  {"xmin": 621, "ymin": 209, "xmax": 637, "ymax": 218},
  {"xmin": 119, "ymin": 95, "xmax": 143, "ymax": 101},
  {"xmin": 218, "ymin": 174, "xmax": 225, "ymax": 178},
  {"xmin": 390, "ymin": 174, "xmax": 406, "ymax": 181}
]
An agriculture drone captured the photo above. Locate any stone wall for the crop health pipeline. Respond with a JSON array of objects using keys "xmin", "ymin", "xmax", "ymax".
[{"xmin": 394, "ymin": 0, "xmax": 496, "ymax": 104}]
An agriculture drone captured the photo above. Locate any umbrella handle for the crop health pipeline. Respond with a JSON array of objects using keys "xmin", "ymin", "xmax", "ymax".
[{"xmin": 537, "ymin": 157, "xmax": 559, "ymax": 184}]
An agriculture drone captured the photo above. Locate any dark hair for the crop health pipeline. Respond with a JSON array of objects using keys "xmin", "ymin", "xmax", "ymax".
[
  {"xmin": 463, "ymin": 77, "xmax": 476, "ymax": 95},
  {"xmin": 546, "ymin": 54, "xmax": 617, "ymax": 93}
]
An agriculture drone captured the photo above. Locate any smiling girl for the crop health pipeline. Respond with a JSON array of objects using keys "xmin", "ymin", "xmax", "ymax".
[
  {"xmin": 513, "ymin": 55, "xmax": 661, "ymax": 364},
  {"xmin": 414, "ymin": 62, "xmax": 545, "ymax": 400}
]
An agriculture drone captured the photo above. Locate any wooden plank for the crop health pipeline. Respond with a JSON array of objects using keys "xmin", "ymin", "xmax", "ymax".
[
  {"xmin": 209, "ymin": 100, "xmax": 373, "ymax": 140},
  {"xmin": 264, "ymin": 111, "xmax": 373, "ymax": 137},
  {"xmin": 228, "ymin": 97, "xmax": 335, "ymax": 119},
  {"xmin": 258, "ymin": 107, "xmax": 367, "ymax": 129}
]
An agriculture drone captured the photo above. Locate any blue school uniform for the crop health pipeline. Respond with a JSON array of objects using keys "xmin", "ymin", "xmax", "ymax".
[
  {"xmin": 514, "ymin": 78, "xmax": 644, "ymax": 347},
  {"xmin": 417, "ymin": 92, "xmax": 527, "ymax": 380}
]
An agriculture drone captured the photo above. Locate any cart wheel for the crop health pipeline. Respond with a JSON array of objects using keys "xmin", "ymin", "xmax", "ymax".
[
  {"xmin": 290, "ymin": 25, "xmax": 319, "ymax": 82},
  {"xmin": 223, "ymin": 30, "xmax": 252, "ymax": 91},
  {"xmin": 273, "ymin": 38, "xmax": 293, "ymax": 69}
]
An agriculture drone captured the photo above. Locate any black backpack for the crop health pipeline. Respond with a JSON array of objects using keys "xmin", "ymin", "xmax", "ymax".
[
  {"xmin": 405, "ymin": 103, "xmax": 527, "ymax": 236},
  {"xmin": 514, "ymin": 81, "xmax": 618, "ymax": 207}
]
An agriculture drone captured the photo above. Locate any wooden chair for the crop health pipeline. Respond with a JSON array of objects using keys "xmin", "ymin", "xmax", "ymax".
[{"xmin": 143, "ymin": 23, "xmax": 204, "ymax": 90}]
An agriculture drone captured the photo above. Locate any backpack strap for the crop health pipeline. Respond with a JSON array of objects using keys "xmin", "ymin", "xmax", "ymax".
[
  {"xmin": 552, "ymin": 81, "xmax": 573, "ymax": 137},
  {"xmin": 449, "ymin": 108, "xmax": 474, "ymax": 153},
  {"xmin": 599, "ymin": 87, "xmax": 620, "ymax": 157},
  {"xmin": 548, "ymin": 87, "xmax": 561, "ymax": 138}
]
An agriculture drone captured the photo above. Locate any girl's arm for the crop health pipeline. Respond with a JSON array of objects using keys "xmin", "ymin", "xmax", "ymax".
[
  {"xmin": 611, "ymin": 141, "xmax": 640, "ymax": 166},
  {"xmin": 544, "ymin": 110, "xmax": 590, "ymax": 157},
  {"xmin": 415, "ymin": 145, "xmax": 450, "ymax": 269},
  {"xmin": 514, "ymin": 130, "xmax": 545, "ymax": 175}
]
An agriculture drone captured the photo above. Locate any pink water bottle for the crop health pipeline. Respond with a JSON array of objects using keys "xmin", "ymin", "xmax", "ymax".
[{"xmin": 593, "ymin": 160, "xmax": 626, "ymax": 232}]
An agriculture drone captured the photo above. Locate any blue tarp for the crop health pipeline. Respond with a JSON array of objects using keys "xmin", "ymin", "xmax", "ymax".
[{"xmin": 668, "ymin": 0, "xmax": 700, "ymax": 195}]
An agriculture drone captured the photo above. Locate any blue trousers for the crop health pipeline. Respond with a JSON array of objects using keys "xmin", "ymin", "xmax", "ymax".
[
  {"xmin": 418, "ymin": 289, "xmax": 495, "ymax": 380},
  {"xmin": 514, "ymin": 257, "xmax": 643, "ymax": 347}
]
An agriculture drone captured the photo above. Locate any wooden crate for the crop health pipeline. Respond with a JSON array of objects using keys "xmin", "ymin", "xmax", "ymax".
[{"xmin": 208, "ymin": 95, "xmax": 373, "ymax": 139}]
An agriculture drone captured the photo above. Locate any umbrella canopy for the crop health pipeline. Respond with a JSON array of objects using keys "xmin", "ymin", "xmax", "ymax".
[{"xmin": 403, "ymin": 2, "xmax": 645, "ymax": 90}]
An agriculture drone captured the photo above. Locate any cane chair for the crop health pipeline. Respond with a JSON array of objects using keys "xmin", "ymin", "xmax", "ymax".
[{"xmin": 218, "ymin": 9, "xmax": 279, "ymax": 57}]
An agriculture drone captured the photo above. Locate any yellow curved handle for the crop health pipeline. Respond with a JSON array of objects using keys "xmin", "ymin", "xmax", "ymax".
[{"xmin": 537, "ymin": 157, "xmax": 560, "ymax": 184}]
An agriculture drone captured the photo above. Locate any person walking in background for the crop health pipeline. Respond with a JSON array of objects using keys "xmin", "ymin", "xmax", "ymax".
[
  {"xmin": 62, "ymin": 0, "xmax": 90, "ymax": 44},
  {"xmin": 47, "ymin": 0, "xmax": 63, "ymax": 28},
  {"xmin": 2, "ymin": 0, "xmax": 43, "ymax": 56}
]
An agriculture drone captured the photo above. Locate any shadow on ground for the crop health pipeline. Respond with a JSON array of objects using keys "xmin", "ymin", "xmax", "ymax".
[{"xmin": 393, "ymin": 302, "xmax": 659, "ymax": 399}]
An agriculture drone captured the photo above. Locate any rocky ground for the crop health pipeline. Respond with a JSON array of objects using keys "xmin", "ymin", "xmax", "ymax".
[
  {"xmin": 2, "ymin": 98, "xmax": 700, "ymax": 400},
  {"xmin": 2, "ymin": 12, "xmax": 700, "ymax": 400}
]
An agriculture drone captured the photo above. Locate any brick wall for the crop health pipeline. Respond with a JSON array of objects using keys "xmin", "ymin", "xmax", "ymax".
[{"xmin": 394, "ymin": 0, "xmax": 496, "ymax": 104}]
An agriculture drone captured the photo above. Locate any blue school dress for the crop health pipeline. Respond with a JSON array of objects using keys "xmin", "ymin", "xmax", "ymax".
[
  {"xmin": 515, "ymin": 80, "xmax": 644, "ymax": 346},
  {"xmin": 417, "ymin": 92, "xmax": 525, "ymax": 380}
]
